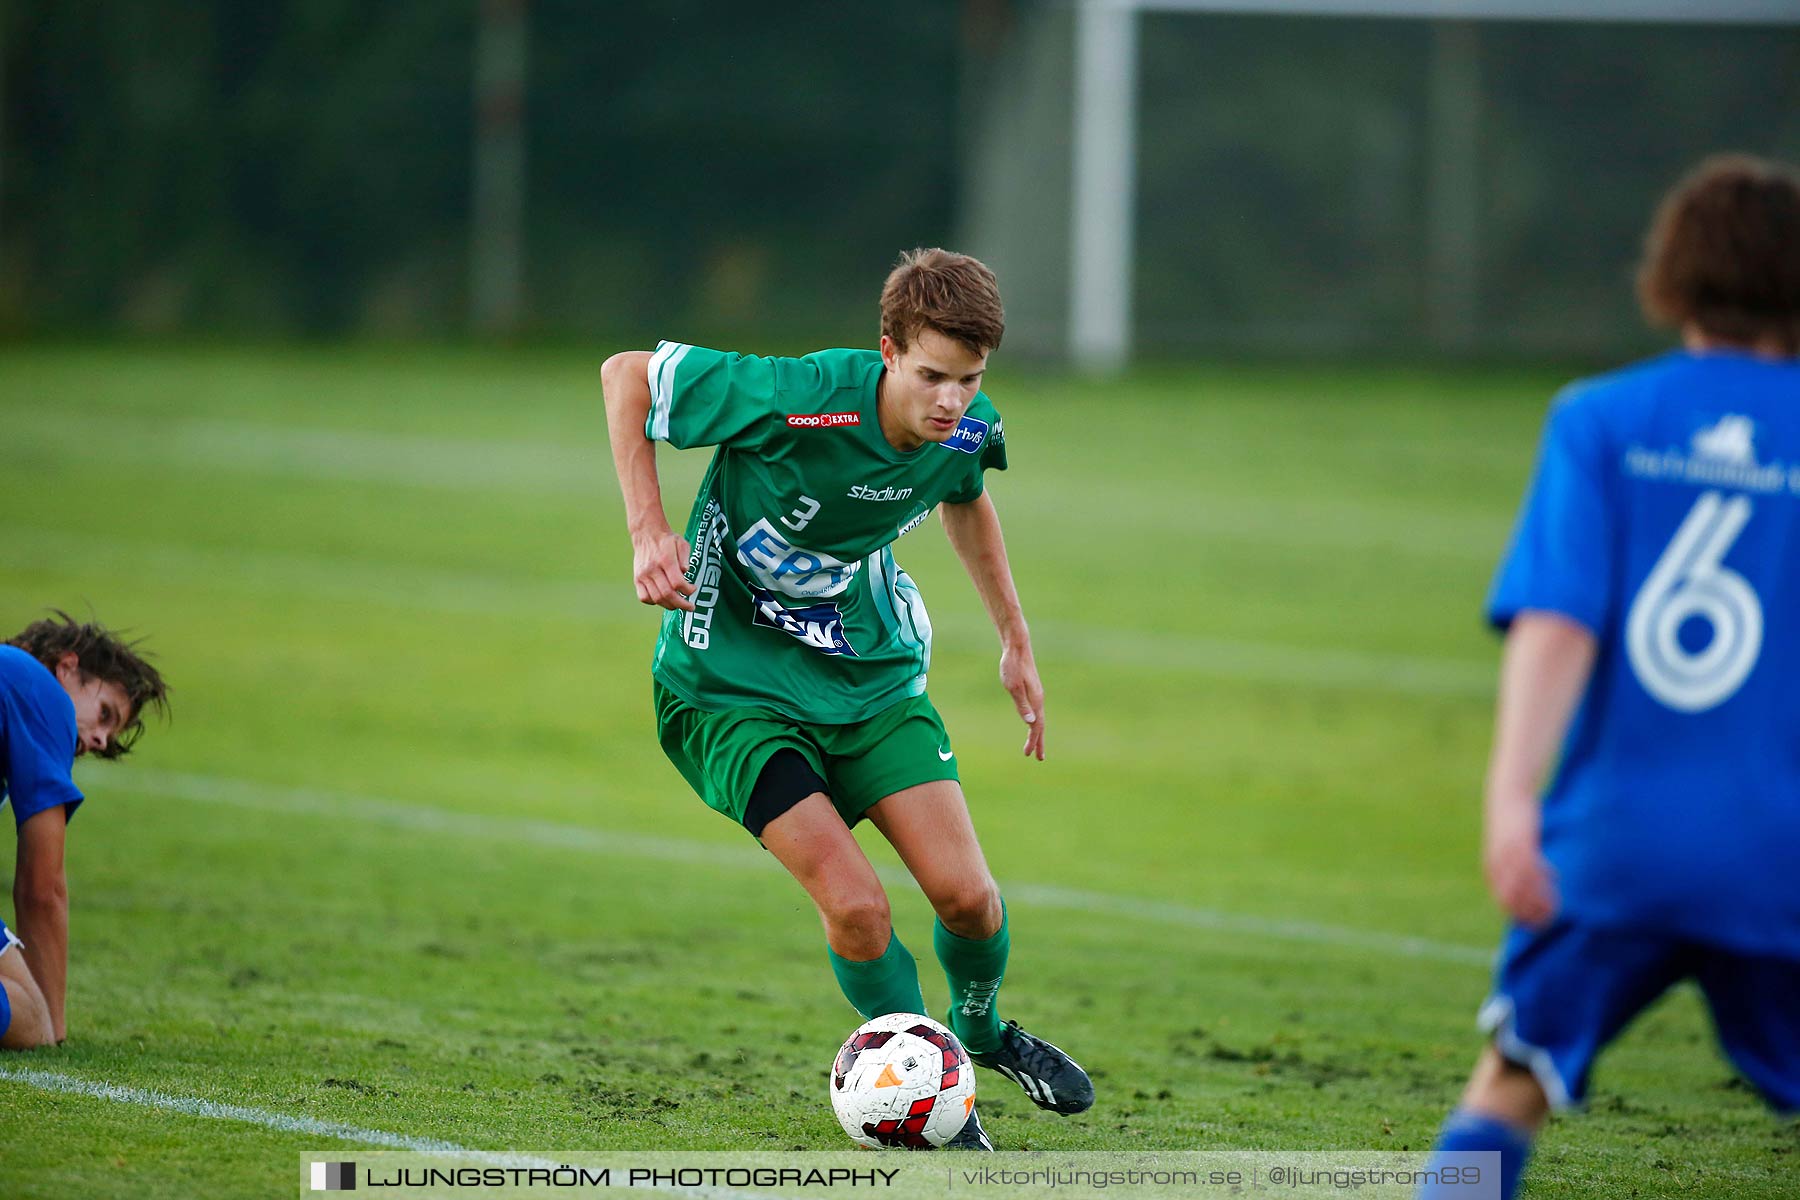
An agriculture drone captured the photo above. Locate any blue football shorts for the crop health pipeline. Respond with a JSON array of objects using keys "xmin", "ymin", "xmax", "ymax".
[
  {"xmin": 1479, "ymin": 919, "xmax": 1800, "ymax": 1113},
  {"xmin": 0, "ymin": 913, "xmax": 18, "ymax": 958}
]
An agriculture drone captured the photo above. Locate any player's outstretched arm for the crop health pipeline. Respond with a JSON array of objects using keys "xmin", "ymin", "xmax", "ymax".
[
  {"xmin": 1483, "ymin": 611, "xmax": 1597, "ymax": 928},
  {"xmin": 601, "ymin": 351, "xmax": 695, "ymax": 612},
  {"xmin": 13, "ymin": 804, "xmax": 70, "ymax": 1043},
  {"xmin": 941, "ymin": 493, "xmax": 1045, "ymax": 761}
]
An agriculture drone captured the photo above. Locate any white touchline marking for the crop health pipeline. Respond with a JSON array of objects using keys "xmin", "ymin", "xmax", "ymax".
[
  {"xmin": 0, "ymin": 1065, "xmax": 468, "ymax": 1151},
  {"xmin": 106, "ymin": 770, "xmax": 1491, "ymax": 968},
  {"xmin": 1021, "ymin": 621, "xmax": 1494, "ymax": 699},
  {"xmin": 997, "ymin": 882, "xmax": 1492, "ymax": 966},
  {"xmin": 0, "ymin": 1068, "xmax": 782, "ymax": 1198},
  {"xmin": 0, "ymin": 527, "xmax": 1495, "ymax": 700}
]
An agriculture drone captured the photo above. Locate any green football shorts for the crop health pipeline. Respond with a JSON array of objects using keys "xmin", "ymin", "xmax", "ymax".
[{"xmin": 653, "ymin": 683, "xmax": 960, "ymax": 835}]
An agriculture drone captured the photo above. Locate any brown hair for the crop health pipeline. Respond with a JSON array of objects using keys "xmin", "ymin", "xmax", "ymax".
[
  {"xmin": 8, "ymin": 611, "xmax": 171, "ymax": 759},
  {"xmin": 879, "ymin": 248, "xmax": 1006, "ymax": 356},
  {"xmin": 1636, "ymin": 154, "xmax": 1800, "ymax": 354}
]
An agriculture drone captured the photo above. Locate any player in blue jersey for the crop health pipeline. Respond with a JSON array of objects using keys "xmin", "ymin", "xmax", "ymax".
[
  {"xmin": 1418, "ymin": 156, "xmax": 1800, "ymax": 1200},
  {"xmin": 1, "ymin": 613, "xmax": 168, "ymax": 1049}
]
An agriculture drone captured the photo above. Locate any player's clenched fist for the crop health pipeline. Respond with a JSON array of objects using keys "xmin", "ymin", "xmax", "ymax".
[{"xmin": 632, "ymin": 529, "xmax": 696, "ymax": 611}]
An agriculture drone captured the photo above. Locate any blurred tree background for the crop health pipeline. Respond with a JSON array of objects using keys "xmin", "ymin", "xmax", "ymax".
[
  {"xmin": 2, "ymin": 2, "xmax": 1796, "ymax": 356},
  {"xmin": 0, "ymin": 1, "xmax": 964, "ymax": 345}
]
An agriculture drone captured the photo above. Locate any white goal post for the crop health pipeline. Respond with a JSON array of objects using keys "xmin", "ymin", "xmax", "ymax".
[{"xmin": 1068, "ymin": 0, "xmax": 1800, "ymax": 371}]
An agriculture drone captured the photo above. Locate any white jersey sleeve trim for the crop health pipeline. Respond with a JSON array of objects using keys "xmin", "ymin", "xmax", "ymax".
[{"xmin": 645, "ymin": 341, "xmax": 693, "ymax": 442}]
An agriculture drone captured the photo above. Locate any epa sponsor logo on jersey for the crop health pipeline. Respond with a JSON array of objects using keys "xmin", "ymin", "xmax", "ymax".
[
  {"xmin": 941, "ymin": 415, "xmax": 989, "ymax": 454},
  {"xmin": 736, "ymin": 518, "xmax": 860, "ymax": 599},
  {"xmin": 786, "ymin": 411, "xmax": 861, "ymax": 429},
  {"xmin": 1624, "ymin": 413, "xmax": 1800, "ymax": 496},
  {"xmin": 750, "ymin": 588, "xmax": 859, "ymax": 657},
  {"xmin": 848, "ymin": 484, "xmax": 914, "ymax": 502}
]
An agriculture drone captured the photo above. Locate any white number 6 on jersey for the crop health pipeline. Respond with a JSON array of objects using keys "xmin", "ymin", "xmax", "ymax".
[{"xmin": 1625, "ymin": 490, "xmax": 1762, "ymax": 713}]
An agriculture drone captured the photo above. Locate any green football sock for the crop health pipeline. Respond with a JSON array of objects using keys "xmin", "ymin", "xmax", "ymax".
[
  {"xmin": 934, "ymin": 900, "xmax": 1009, "ymax": 1053},
  {"xmin": 828, "ymin": 929, "xmax": 926, "ymax": 1020}
]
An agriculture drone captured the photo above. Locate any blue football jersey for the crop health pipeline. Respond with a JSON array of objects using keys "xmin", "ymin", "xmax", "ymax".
[
  {"xmin": 1489, "ymin": 349, "xmax": 1800, "ymax": 957},
  {"xmin": 0, "ymin": 645, "xmax": 83, "ymax": 827}
]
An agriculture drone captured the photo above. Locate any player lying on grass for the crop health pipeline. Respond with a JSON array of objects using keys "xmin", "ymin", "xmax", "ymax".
[
  {"xmin": 1, "ymin": 612, "xmax": 168, "ymax": 1049},
  {"xmin": 601, "ymin": 249, "xmax": 1092, "ymax": 1150},
  {"xmin": 1419, "ymin": 156, "xmax": 1800, "ymax": 1200}
]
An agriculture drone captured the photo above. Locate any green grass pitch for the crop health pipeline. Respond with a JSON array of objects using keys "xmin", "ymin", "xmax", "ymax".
[{"xmin": 0, "ymin": 346, "xmax": 1793, "ymax": 1197}]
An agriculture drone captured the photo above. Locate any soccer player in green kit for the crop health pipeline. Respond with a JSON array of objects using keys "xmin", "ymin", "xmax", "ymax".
[{"xmin": 601, "ymin": 249, "xmax": 1092, "ymax": 1149}]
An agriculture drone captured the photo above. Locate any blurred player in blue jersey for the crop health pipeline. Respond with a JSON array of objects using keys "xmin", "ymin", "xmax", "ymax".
[
  {"xmin": 1, "ymin": 612, "xmax": 167, "ymax": 1048},
  {"xmin": 1419, "ymin": 156, "xmax": 1800, "ymax": 1200}
]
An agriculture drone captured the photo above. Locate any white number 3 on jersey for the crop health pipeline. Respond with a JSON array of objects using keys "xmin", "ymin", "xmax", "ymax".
[
  {"xmin": 1626, "ymin": 490, "xmax": 1763, "ymax": 713},
  {"xmin": 781, "ymin": 495, "xmax": 821, "ymax": 533}
]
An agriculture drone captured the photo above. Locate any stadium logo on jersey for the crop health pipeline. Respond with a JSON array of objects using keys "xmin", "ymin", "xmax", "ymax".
[
  {"xmin": 1691, "ymin": 415, "xmax": 1756, "ymax": 466},
  {"xmin": 681, "ymin": 501, "xmax": 729, "ymax": 650},
  {"xmin": 941, "ymin": 415, "xmax": 989, "ymax": 454},
  {"xmin": 786, "ymin": 411, "xmax": 861, "ymax": 428},
  {"xmin": 1624, "ymin": 413, "xmax": 1795, "ymax": 496},
  {"xmin": 736, "ymin": 518, "xmax": 860, "ymax": 599},
  {"xmin": 750, "ymin": 588, "xmax": 859, "ymax": 656},
  {"xmin": 848, "ymin": 484, "xmax": 914, "ymax": 502}
]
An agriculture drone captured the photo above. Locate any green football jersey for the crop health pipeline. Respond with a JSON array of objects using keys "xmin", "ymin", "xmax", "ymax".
[{"xmin": 644, "ymin": 342, "xmax": 1008, "ymax": 723}]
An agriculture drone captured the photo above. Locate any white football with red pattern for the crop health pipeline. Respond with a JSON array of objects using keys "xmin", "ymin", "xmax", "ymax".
[{"xmin": 828, "ymin": 1012, "xmax": 976, "ymax": 1149}]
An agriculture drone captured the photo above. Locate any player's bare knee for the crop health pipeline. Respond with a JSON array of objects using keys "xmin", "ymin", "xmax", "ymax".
[
  {"xmin": 1463, "ymin": 1044, "xmax": 1550, "ymax": 1130},
  {"xmin": 0, "ymin": 978, "xmax": 54, "ymax": 1050},
  {"xmin": 933, "ymin": 877, "xmax": 1001, "ymax": 938},
  {"xmin": 821, "ymin": 892, "xmax": 893, "ymax": 961},
  {"xmin": 828, "ymin": 889, "xmax": 891, "ymax": 939}
]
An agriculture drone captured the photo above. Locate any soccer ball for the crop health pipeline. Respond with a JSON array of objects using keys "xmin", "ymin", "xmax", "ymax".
[{"xmin": 829, "ymin": 1013, "xmax": 976, "ymax": 1149}]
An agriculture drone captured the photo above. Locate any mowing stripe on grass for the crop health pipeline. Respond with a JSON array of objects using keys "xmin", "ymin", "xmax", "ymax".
[
  {"xmin": 0, "ymin": 417, "xmax": 604, "ymax": 495},
  {"xmin": 0, "ymin": 414, "xmax": 1510, "ymax": 563},
  {"xmin": 109, "ymin": 769, "xmax": 1490, "ymax": 968},
  {"xmin": 0, "ymin": 527, "xmax": 1494, "ymax": 699},
  {"xmin": 0, "ymin": 526, "xmax": 630, "ymax": 625}
]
